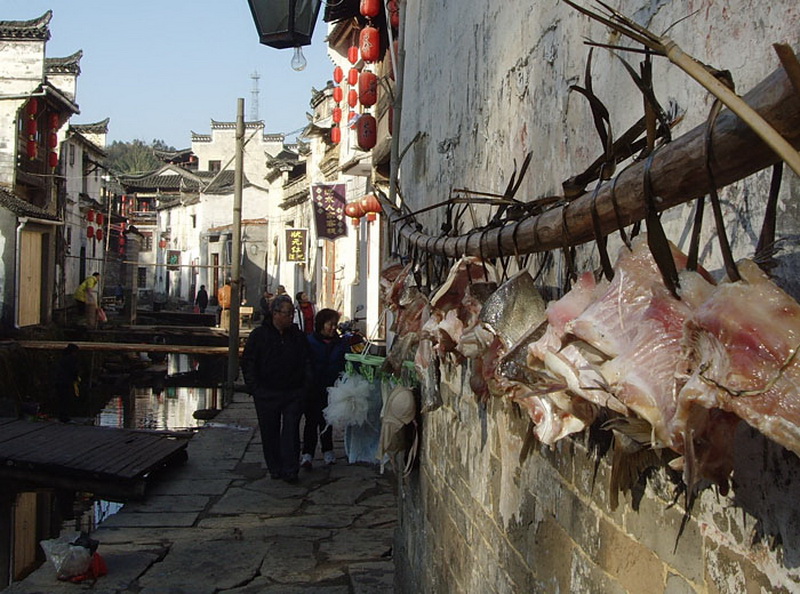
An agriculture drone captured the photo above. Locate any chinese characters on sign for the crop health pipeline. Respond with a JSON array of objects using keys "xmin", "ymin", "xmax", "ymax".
[
  {"xmin": 311, "ymin": 184, "xmax": 348, "ymax": 240},
  {"xmin": 285, "ymin": 228, "xmax": 308, "ymax": 263}
]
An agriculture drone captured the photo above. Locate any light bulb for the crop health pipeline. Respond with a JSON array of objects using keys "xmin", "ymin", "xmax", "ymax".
[{"xmin": 291, "ymin": 46, "xmax": 307, "ymax": 71}]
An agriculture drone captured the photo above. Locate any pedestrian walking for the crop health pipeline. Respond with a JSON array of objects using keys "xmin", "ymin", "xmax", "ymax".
[
  {"xmin": 240, "ymin": 294, "xmax": 312, "ymax": 483},
  {"xmin": 195, "ymin": 285, "xmax": 209, "ymax": 313},
  {"xmin": 258, "ymin": 288, "xmax": 273, "ymax": 320},
  {"xmin": 294, "ymin": 291, "xmax": 315, "ymax": 334},
  {"xmin": 301, "ymin": 309, "xmax": 351, "ymax": 469}
]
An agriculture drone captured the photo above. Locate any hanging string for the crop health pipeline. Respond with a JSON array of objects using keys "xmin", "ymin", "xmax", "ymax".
[
  {"xmin": 560, "ymin": 201, "xmax": 578, "ymax": 291},
  {"xmin": 642, "ymin": 148, "xmax": 680, "ymax": 297},
  {"xmin": 609, "ymin": 164, "xmax": 632, "ymax": 249},
  {"xmin": 589, "ymin": 175, "xmax": 614, "ymax": 280},
  {"xmin": 512, "ymin": 219, "xmax": 530, "ymax": 272},
  {"xmin": 687, "ymin": 100, "xmax": 723, "ymax": 271},
  {"xmin": 754, "ymin": 162, "xmax": 783, "ymax": 272},
  {"xmin": 495, "ymin": 227, "xmax": 511, "ymax": 282},
  {"xmin": 704, "ymin": 98, "xmax": 741, "ymax": 282}
]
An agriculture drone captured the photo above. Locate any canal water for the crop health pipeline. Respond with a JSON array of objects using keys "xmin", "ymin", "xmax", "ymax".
[{"xmin": 1, "ymin": 353, "xmax": 224, "ymax": 587}]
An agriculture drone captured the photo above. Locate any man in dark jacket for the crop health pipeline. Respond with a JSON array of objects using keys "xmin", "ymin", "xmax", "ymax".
[{"xmin": 240, "ymin": 294, "xmax": 311, "ymax": 483}]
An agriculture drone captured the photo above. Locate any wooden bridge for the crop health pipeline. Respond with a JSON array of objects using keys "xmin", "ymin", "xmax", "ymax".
[{"xmin": 0, "ymin": 418, "xmax": 191, "ymax": 501}]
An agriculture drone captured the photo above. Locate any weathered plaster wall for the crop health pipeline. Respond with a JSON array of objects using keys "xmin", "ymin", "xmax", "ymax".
[{"xmin": 394, "ymin": 0, "xmax": 800, "ymax": 591}]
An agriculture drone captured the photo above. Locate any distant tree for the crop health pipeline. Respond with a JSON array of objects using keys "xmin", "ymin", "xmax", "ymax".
[{"xmin": 105, "ymin": 139, "xmax": 176, "ymax": 176}]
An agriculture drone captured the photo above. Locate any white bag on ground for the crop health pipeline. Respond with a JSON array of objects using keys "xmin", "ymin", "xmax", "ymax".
[{"xmin": 40, "ymin": 533, "xmax": 92, "ymax": 579}]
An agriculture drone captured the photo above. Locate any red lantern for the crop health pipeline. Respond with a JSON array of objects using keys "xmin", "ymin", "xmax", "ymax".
[
  {"xmin": 119, "ymin": 235, "xmax": 126, "ymax": 246},
  {"xmin": 348, "ymin": 111, "xmax": 358, "ymax": 126},
  {"xmin": 359, "ymin": 26, "xmax": 380, "ymax": 63},
  {"xmin": 27, "ymin": 118, "xmax": 37, "ymax": 135},
  {"xmin": 49, "ymin": 113, "xmax": 59, "ymax": 130},
  {"xmin": 360, "ymin": 0, "xmax": 380, "ymax": 18},
  {"xmin": 332, "ymin": 107, "xmax": 342, "ymax": 123},
  {"xmin": 87, "ymin": 209, "xmax": 95, "ymax": 222},
  {"xmin": 87, "ymin": 226, "xmax": 94, "ymax": 239},
  {"xmin": 96, "ymin": 213, "xmax": 104, "ymax": 226},
  {"xmin": 360, "ymin": 193, "xmax": 382, "ymax": 213},
  {"xmin": 356, "ymin": 114, "xmax": 377, "ymax": 150},
  {"xmin": 48, "ymin": 132, "xmax": 58, "ymax": 148},
  {"xmin": 358, "ymin": 71, "xmax": 378, "ymax": 107},
  {"xmin": 348, "ymin": 67, "xmax": 359, "ymax": 86},
  {"xmin": 366, "ymin": 212, "xmax": 377, "ymax": 222},
  {"xmin": 95, "ymin": 228, "xmax": 104, "ymax": 242},
  {"xmin": 330, "ymin": 126, "xmax": 341, "ymax": 144},
  {"xmin": 25, "ymin": 98, "xmax": 38, "ymax": 115},
  {"xmin": 120, "ymin": 221, "xmax": 126, "ymax": 231},
  {"xmin": 389, "ymin": 0, "xmax": 400, "ymax": 28},
  {"xmin": 48, "ymin": 151, "xmax": 58, "ymax": 168},
  {"xmin": 344, "ymin": 201, "xmax": 366, "ymax": 218},
  {"xmin": 348, "ymin": 89, "xmax": 358, "ymax": 108},
  {"xmin": 26, "ymin": 139, "xmax": 37, "ymax": 159},
  {"xmin": 348, "ymin": 45, "xmax": 359, "ymax": 65},
  {"xmin": 333, "ymin": 65, "xmax": 344, "ymax": 84},
  {"xmin": 333, "ymin": 86, "xmax": 343, "ymax": 103},
  {"xmin": 159, "ymin": 239, "xmax": 167, "ymax": 249}
]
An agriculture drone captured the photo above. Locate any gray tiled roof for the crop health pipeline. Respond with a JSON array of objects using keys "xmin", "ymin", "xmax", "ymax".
[
  {"xmin": 0, "ymin": 11, "xmax": 51, "ymax": 41},
  {"xmin": 71, "ymin": 118, "xmax": 109, "ymax": 135},
  {"xmin": 0, "ymin": 186, "xmax": 59, "ymax": 221},
  {"xmin": 45, "ymin": 50, "xmax": 83, "ymax": 75},
  {"xmin": 119, "ymin": 167, "xmax": 244, "ymax": 195}
]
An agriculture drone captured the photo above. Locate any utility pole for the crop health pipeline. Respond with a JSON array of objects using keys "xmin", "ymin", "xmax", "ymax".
[{"xmin": 225, "ymin": 98, "xmax": 245, "ymax": 405}]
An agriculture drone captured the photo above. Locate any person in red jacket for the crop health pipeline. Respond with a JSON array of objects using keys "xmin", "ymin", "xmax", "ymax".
[{"xmin": 294, "ymin": 291, "xmax": 315, "ymax": 334}]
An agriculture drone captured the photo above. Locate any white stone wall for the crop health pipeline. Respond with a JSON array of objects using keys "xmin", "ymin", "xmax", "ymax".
[
  {"xmin": 191, "ymin": 122, "xmax": 283, "ymax": 190},
  {"xmin": 395, "ymin": 0, "xmax": 800, "ymax": 591},
  {"xmin": 0, "ymin": 38, "xmax": 44, "ymax": 187}
]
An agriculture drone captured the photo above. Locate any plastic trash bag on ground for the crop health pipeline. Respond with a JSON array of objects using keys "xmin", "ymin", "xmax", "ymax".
[{"xmin": 40, "ymin": 532, "xmax": 92, "ymax": 580}]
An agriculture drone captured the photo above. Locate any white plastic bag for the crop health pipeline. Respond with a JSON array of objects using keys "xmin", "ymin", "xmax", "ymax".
[
  {"xmin": 324, "ymin": 373, "xmax": 374, "ymax": 428},
  {"xmin": 40, "ymin": 533, "xmax": 92, "ymax": 579}
]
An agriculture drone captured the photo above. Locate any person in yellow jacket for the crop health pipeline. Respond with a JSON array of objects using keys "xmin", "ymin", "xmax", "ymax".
[{"xmin": 74, "ymin": 272, "xmax": 100, "ymax": 327}]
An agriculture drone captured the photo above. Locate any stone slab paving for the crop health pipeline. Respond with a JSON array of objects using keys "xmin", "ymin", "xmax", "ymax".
[{"xmin": 3, "ymin": 392, "xmax": 398, "ymax": 593}]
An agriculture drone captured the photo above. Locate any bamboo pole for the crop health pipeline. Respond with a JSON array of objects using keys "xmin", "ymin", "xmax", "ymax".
[{"xmin": 388, "ymin": 66, "xmax": 800, "ymax": 258}]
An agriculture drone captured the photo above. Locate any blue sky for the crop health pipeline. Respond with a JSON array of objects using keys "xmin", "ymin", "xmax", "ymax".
[{"xmin": 3, "ymin": 1, "xmax": 333, "ymax": 148}]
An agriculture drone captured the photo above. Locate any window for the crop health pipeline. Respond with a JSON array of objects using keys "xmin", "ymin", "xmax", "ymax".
[
  {"xmin": 69, "ymin": 144, "xmax": 75, "ymax": 166},
  {"xmin": 140, "ymin": 231, "xmax": 153, "ymax": 252},
  {"xmin": 137, "ymin": 267, "xmax": 147, "ymax": 288},
  {"xmin": 191, "ymin": 214, "xmax": 196, "ymax": 229},
  {"xmin": 209, "ymin": 160, "xmax": 221, "ymax": 173}
]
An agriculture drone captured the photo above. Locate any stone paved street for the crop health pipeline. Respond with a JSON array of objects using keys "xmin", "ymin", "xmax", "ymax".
[{"xmin": 4, "ymin": 392, "xmax": 397, "ymax": 593}]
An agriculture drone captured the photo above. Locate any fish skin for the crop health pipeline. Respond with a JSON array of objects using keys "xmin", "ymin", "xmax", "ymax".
[
  {"xmin": 480, "ymin": 270, "xmax": 547, "ymax": 349},
  {"xmin": 678, "ymin": 259, "xmax": 800, "ymax": 457}
]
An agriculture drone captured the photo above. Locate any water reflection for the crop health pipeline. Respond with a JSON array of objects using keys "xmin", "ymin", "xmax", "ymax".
[{"xmin": 95, "ymin": 353, "xmax": 223, "ymax": 431}]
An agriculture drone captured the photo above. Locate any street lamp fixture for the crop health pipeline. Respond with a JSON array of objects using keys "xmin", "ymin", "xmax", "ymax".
[{"xmin": 247, "ymin": 0, "xmax": 322, "ymax": 71}]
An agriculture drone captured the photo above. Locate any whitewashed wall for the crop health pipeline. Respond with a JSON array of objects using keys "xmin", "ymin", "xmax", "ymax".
[{"xmin": 394, "ymin": 0, "xmax": 800, "ymax": 591}]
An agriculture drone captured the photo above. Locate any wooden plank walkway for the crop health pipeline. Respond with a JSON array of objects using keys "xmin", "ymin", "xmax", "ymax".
[
  {"xmin": 0, "ymin": 418, "xmax": 191, "ymax": 501},
  {"xmin": 16, "ymin": 340, "xmax": 243, "ymax": 355}
]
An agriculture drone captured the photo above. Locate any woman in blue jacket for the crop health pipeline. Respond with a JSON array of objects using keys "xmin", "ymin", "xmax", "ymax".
[{"xmin": 301, "ymin": 308, "xmax": 350, "ymax": 468}]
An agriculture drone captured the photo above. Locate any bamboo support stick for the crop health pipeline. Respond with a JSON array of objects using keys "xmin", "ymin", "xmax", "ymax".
[
  {"xmin": 662, "ymin": 41, "xmax": 800, "ymax": 177},
  {"xmin": 388, "ymin": 66, "xmax": 800, "ymax": 258}
]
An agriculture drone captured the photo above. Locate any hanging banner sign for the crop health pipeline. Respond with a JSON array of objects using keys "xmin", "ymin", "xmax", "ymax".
[
  {"xmin": 285, "ymin": 228, "xmax": 308, "ymax": 263},
  {"xmin": 166, "ymin": 250, "xmax": 181, "ymax": 270},
  {"xmin": 311, "ymin": 183, "xmax": 348, "ymax": 241}
]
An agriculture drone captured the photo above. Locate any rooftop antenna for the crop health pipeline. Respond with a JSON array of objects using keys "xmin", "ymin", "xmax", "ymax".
[{"xmin": 249, "ymin": 71, "xmax": 260, "ymax": 122}]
